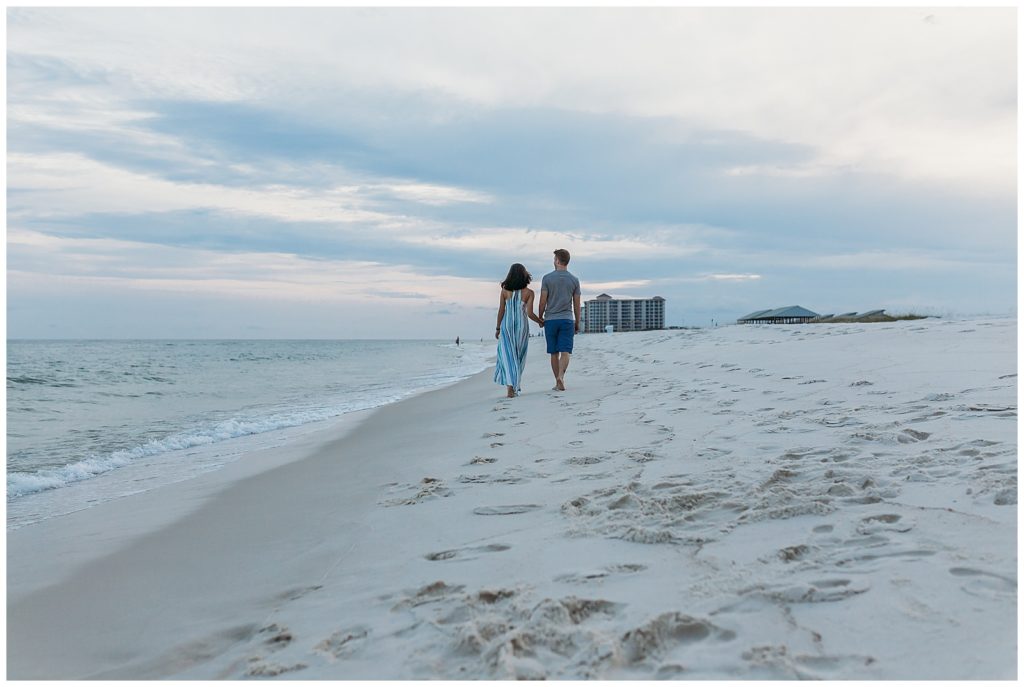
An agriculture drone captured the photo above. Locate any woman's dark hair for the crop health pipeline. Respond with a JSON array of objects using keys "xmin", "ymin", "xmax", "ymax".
[{"xmin": 501, "ymin": 263, "xmax": 532, "ymax": 291}]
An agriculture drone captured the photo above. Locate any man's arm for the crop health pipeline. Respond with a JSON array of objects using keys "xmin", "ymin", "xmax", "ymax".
[
  {"xmin": 525, "ymin": 289, "xmax": 544, "ymax": 325},
  {"xmin": 537, "ymin": 288, "xmax": 547, "ymax": 324},
  {"xmin": 573, "ymin": 293, "xmax": 582, "ymax": 333}
]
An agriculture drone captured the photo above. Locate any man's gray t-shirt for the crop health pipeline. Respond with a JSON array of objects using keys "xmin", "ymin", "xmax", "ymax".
[{"xmin": 541, "ymin": 270, "xmax": 581, "ymax": 321}]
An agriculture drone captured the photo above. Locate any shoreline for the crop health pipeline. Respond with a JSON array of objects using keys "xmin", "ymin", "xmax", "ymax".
[
  {"xmin": 8, "ymin": 364, "xmax": 502, "ymax": 679},
  {"xmin": 8, "ymin": 320, "xmax": 1016, "ymax": 679},
  {"xmin": 6, "ymin": 360, "xmax": 497, "ymax": 591},
  {"xmin": 7, "ymin": 338, "xmax": 494, "ymax": 508}
]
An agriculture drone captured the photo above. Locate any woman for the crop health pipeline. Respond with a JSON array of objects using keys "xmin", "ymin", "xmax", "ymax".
[{"xmin": 494, "ymin": 263, "xmax": 544, "ymax": 397}]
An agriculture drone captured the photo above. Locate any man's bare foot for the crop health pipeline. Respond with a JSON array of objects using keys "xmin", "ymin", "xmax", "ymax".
[{"xmin": 555, "ymin": 378, "xmax": 566, "ymax": 391}]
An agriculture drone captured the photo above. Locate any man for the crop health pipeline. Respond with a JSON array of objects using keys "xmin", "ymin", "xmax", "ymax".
[{"xmin": 537, "ymin": 248, "xmax": 581, "ymax": 391}]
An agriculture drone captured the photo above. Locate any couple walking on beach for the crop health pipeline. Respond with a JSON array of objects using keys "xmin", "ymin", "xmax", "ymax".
[{"xmin": 494, "ymin": 249, "xmax": 581, "ymax": 398}]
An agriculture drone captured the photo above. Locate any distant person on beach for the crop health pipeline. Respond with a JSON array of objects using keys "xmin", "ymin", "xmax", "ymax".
[
  {"xmin": 455, "ymin": 337, "xmax": 460, "ymax": 346},
  {"xmin": 538, "ymin": 249, "xmax": 581, "ymax": 391},
  {"xmin": 494, "ymin": 263, "xmax": 544, "ymax": 398}
]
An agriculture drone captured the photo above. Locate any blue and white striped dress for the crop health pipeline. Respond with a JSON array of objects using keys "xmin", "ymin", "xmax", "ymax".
[{"xmin": 494, "ymin": 289, "xmax": 529, "ymax": 394}]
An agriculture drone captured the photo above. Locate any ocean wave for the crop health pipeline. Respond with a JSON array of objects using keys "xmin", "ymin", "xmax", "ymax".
[
  {"xmin": 7, "ymin": 375, "xmax": 78, "ymax": 387},
  {"xmin": 7, "ymin": 361, "xmax": 490, "ymax": 500},
  {"xmin": 7, "ymin": 405, "xmax": 366, "ymax": 498}
]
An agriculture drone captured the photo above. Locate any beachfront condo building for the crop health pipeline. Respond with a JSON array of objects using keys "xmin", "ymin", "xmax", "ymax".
[{"xmin": 583, "ymin": 294, "xmax": 665, "ymax": 333}]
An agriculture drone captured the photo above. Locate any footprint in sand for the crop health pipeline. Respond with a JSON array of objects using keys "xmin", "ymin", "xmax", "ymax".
[
  {"xmin": 457, "ymin": 471, "xmax": 529, "ymax": 485},
  {"xmin": 576, "ymin": 472, "xmax": 615, "ymax": 481},
  {"xmin": 473, "ymin": 504, "xmax": 542, "ymax": 515},
  {"xmin": 992, "ymin": 486, "xmax": 1017, "ymax": 506},
  {"xmin": 948, "ymin": 567, "xmax": 1017, "ymax": 598},
  {"xmin": 425, "ymin": 543, "xmax": 511, "ymax": 561},
  {"xmin": 618, "ymin": 612, "xmax": 736, "ymax": 664},
  {"xmin": 856, "ymin": 513, "xmax": 913, "ymax": 535},
  {"xmin": 835, "ymin": 548, "xmax": 936, "ymax": 567},
  {"xmin": 276, "ymin": 585, "xmax": 323, "ymax": 602},
  {"xmin": 246, "ymin": 659, "xmax": 308, "ymax": 677},
  {"xmin": 747, "ymin": 578, "xmax": 870, "ymax": 603},
  {"xmin": 967, "ymin": 404, "xmax": 1016, "ymax": 413},
  {"xmin": 554, "ymin": 563, "xmax": 647, "ymax": 584},
  {"xmin": 382, "ymin": 477, "xmax": 452, "ymax": 506},
  {"xmin": 899, "ymin": 429, "xmax": 931, "ymax": 443},
  {"xmin": 314, "ymin": 627, "xmax": 370, "ymax": 661},
  {"xmin": 483, "ymin": 432, "xmax": 505, "ymax": 438},
  {"xmin": 568, "ymin": 455, "xmax": 606, "ymax": 466},
  {"xmin": 742, "ymin": 645, "xmax": 875, "ymax": 680},
  {"xmin": 259, "ymin": 623, "xmax": 294, "ymax": 649},
  {"xmin": 777, "ymin": 544, "xmax": 811, "ymax": 562},
  {"xmin": 628, "ymin": 450, "xmax": 658, "ymax": 463},
  {"xmin": 392, "ymin": 581, "xmax": 466, "ymax": 609},
  {"xmin": 490, "ymin": 442, "xmax": 504, "ymax": 448},
  {"xmin": 468, "ymin": 456, "xmax": 497, "ymax": 465}
]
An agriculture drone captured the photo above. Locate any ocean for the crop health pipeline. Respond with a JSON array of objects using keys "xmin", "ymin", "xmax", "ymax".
[{"xmin": 7, "ymin": 339, "xmax": 493, "ymax": 529}]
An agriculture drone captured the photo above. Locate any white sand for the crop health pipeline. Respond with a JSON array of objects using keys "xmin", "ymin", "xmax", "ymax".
[{"xmin": 7, "ymin": 318, "xmax": 1017, "ymax": 679}]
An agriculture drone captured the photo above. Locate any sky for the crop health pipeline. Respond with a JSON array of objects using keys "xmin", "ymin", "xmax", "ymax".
[{"xmin": 6, "ymin": 6, "xmax": 1017, "ymax": 339}]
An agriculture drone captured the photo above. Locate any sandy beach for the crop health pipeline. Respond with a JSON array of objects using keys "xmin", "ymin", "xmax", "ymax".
[{"xmin": 7, "ymin": 317, "xmax": 1017, "ymax": 679}]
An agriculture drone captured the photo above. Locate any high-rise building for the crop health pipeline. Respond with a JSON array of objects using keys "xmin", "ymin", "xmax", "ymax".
[{"xmin": 583, "ymin": 294, "xmax": 665, "ymax": 333}]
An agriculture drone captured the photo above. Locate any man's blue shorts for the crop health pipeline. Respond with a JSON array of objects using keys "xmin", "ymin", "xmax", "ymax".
[{"xmin": 544, "ymin": 319, "xmax": 575, "ymax": 354}]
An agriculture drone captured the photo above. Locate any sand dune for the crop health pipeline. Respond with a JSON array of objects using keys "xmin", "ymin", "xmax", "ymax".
[{"xmin": 7, "ymin": 318, "xmax": 1016, "ymax": 679}]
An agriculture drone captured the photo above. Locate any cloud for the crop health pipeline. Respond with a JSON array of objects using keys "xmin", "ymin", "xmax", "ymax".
[
  {"xmin": 406, "ymin": 226, "xmax": 707, "ymax": 264},
  {"xmin": 803, "ymin": 251, "xmax": 985, "ymax": 272},
  {"xmin": 368, "ymin": 183, "xmax": 493, "ymax": 206},
  {"xmin": 11, "ymin": 83, "xmax": 1014, "ymax": 255},
  {"xmin": 7, "ymin": 228, "xmax": 498, "ymax": 308},
  {"xmin": 9, "ymin": 8, "xmax": 1014, "ymax": 192},
  {"xmin": 6, "ymin": 8, "xmax": 1016, "ymax": 336},
  {"xmin": 583, "ymin": 279, "xmax": 654, "ymax": 293},
  {"xmin": 6, "ymin": 151, "xmax": 489, "ymax": 230},
  {"xmin": 706, "ymin": 274, "xmax": 762, "ymax": 281}
]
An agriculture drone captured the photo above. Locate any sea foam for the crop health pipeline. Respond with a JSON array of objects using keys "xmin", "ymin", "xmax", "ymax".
[{"xmin": 7, "ymin": 339, "xmax": 494, "ymax": 506}]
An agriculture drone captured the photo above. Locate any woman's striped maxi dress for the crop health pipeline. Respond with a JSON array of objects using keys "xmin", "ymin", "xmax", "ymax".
[{"xmin": 494, "ymin": 289, "xmax": 529, "ymax": 395}]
